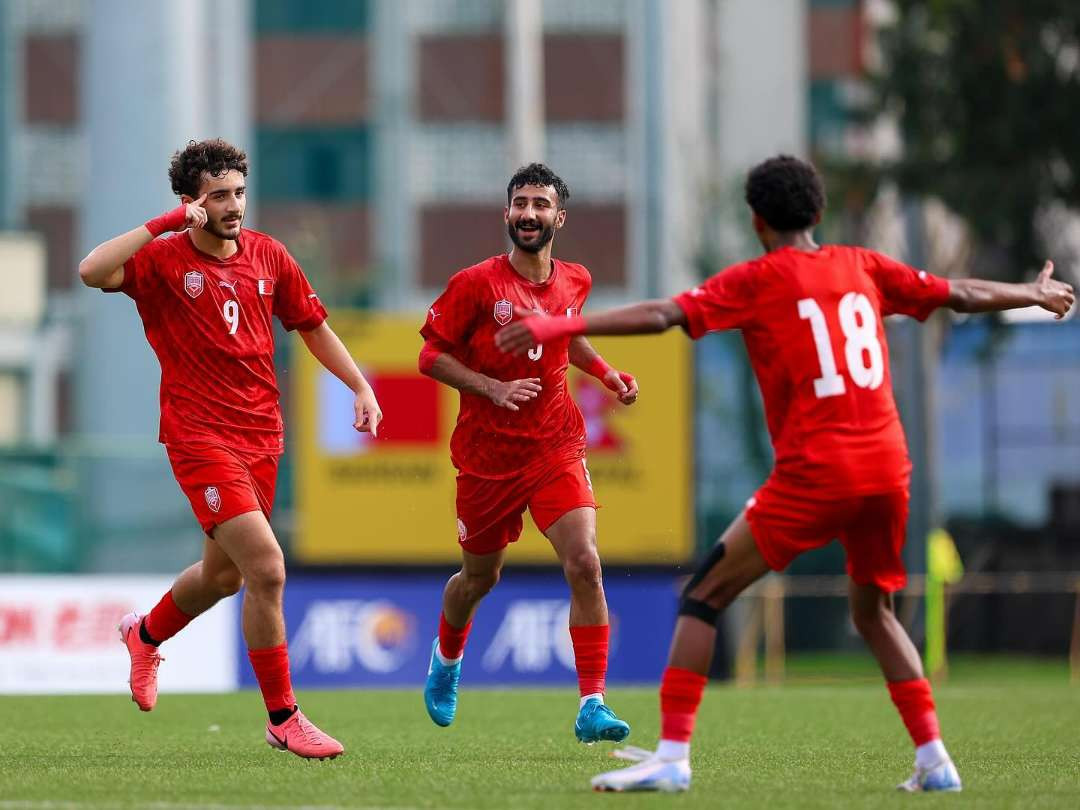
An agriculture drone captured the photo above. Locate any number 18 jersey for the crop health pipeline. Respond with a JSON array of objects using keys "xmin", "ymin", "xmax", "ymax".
[{"xmin": 673, "ymin": 245, "xmax": 950, "ymax": 498}]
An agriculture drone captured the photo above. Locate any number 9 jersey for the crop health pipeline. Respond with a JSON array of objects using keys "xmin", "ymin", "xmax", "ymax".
[
  {"xmin": 673, "ymin": 245, "xmax": 951, "ymax": 499},
  {"xmin": 421, "ymin": 254, "xmax": 591, "ymax": 479},
  {"xmin": 106, "ymin": 229, "xmax": 327, "ymax": 455}
]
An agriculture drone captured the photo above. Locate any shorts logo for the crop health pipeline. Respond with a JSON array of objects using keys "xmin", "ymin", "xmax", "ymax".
[
  {"xmin": 184, "ymin": 271, "xmax": 205, "ymax": 299},
  {"xmin": 204, "ymin": 486, "xmax": 222, "ymax": 513},
  {"xmin": 456, "ymin": 518, "xmax": 468, "ymax": 543},
  {"xmin": 494, "ymin": 299, "xmax": 513, "ymax": 325}
]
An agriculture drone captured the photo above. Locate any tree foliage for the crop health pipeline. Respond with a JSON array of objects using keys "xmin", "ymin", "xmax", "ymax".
[{"xmin": 875, "ymin": 0, "xmax": 1080, "ymax": 278}]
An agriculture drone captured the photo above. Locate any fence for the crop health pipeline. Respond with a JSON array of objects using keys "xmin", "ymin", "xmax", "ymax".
[{"xmin": 733, "ymin": 572, "xmax": 1080, "ymax": 685}]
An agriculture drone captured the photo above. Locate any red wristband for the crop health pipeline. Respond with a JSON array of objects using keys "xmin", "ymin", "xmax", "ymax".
[
  {"xmin": 585, "ymin": 355, "xmax": 613, "ymax": 380},
  {"xmin": 526, "ymin": 313, "xmax": 586, "ymax": 344},
  {"xmin": 144, "ymin": 204, "xmax": 188, "ymax": 237}
]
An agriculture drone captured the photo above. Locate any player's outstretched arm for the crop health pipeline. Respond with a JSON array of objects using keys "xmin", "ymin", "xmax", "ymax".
[
  {"xmin": 568, "ymin": 336, "xmax": 638, "ymax": 405},
  {"xmin": 947, "ymin": 260, "xmax": 1075, "ymax": 319},
  {"xmin": 78, "ymin": 195, "xmax": 208, "ymax": 289},
  {"xmin": 300, "ymin": 321, "xmax": 383, "ymax": 436},
  {"xmin": 418, "ymin": 341, "xmax": 541, "ymax": 412},
  {"xmin": 495, "ymin": 299, "xmax": 687, "ymax": 354}
]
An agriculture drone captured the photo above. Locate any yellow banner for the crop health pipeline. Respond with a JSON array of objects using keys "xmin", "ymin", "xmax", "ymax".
[{"xmin": 294, "ymin": 314, "xmax": 693, "ymax": 564}]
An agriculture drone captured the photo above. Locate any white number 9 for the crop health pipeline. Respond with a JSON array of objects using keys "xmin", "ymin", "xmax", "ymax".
[
  {"xmin": 527, "ymin": 344, "xmax": 543, "ymax": 361},
  {"xmin": 223, "ymin": 299, "xmax": 239, "ymax": 335}
]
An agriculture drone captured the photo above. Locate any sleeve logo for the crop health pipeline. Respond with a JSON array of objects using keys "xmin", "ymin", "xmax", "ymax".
[
  {"xmin": 204, "ymin": 486, "xmax": 222, "ymax": 513},
  {"xmin": 494, "ymin": 299, "xmax": 513, "ymax": 325},
  {"xmin": 258, "ymin": 279, "xmax": 274, "ymax": 296},
  {"xmin": 184, "ymin": 271, "xmax": 205, "ymax": 298}
]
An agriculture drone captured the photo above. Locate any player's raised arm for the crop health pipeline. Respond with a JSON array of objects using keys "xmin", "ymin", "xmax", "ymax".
[
  {"xmin": 78, "ymin": 194, "xmax": 208, "ymax": 289},
  {"xmin": 418, "ymin": 339, "xmax": 541, "ymax": 412},
  {"xmin": 568, "ymin": 336, "xmax": 638, "ymax": 405},
  {"xmin": 299, "ymin": 321, "xmax": 382, "ymax": 436},
  {"xmin": 947, "ymin": 260, "xmax": 1075, "ymax": 319},
  {"xmin": 496, "ymin": 299, "xmax": 687, "ymax": 354}
]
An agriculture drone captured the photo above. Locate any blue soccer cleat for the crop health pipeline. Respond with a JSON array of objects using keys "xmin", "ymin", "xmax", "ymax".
[
  {"xmin": 591, "ymin": 753, "xmax": 691, "ymax": 793},
  {"xmin": 897, "ymin": 758, "xmax": 962, "ymax": 792},
  {"xmin": 574, "ymin": 697, "xmax": 630, "ymax": 744},
  {"xmin": 424, "ymin": 639, "xmax": 461, "ymax": 727}
]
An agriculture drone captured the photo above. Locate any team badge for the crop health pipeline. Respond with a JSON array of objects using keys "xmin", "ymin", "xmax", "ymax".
[
  {"xmin": 204, "ymin": 486, "xmax": 222, "ymax": 513},
  {"xmin": 494, "ymin": 299, "xmax": 513, "ymax": 325},
  {"xmin": 184, "ymin": 271, "xmax": 205, "ymax": 299}
]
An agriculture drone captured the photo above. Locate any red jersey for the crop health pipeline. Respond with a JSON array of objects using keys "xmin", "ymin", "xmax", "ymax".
[
  {"xmin": 421, "ymin": 254, "xmax": 591, "ymax": 479},
  {"xmin": 674, "ymin": 245, "xmax": 950, "ymax": 498},
  {"xmin": 108, "ymin": 228, "xmax": 327, "ymax": 454}
]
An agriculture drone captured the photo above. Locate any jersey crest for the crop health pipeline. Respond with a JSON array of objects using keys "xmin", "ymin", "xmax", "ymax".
[
  {"xmin": 494, "ymin": 299, "xmax": 513, "ymax": 325},
  {"xmin": 204, "ymin": 486, "xmax": 222, "ymax": 513},
  {"xmin": 184, "ymin": 271, "xmax": 205, "ymax": 299}
]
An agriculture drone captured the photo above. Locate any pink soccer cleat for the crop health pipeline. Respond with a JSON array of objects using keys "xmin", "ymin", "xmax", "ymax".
[
  {"xmin": 265, "ymin": 710, "xmax": 345, "ymax": 760},
  {"xmin": 118, "ymin": 612, "xmax": 163, "ymax": 711}
]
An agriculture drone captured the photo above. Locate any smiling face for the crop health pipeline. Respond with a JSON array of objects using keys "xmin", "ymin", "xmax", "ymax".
[
  {"xmin": 504, "ymin": 183, "xmax": 566, "ymax": 253},
  {"xmin": 186, "ymin": 169, "xmax": 246, "ymax": 241}
]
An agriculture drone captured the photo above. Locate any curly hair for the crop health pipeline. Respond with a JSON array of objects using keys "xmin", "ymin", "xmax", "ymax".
[
  {"xmin": 507, "ymin": 162, "xmax": 570, "ymax": 208},
  {"xmin": 744, "ymin": 155, "xmax": 825, "ymax": 231},
  {"xmin": 168, "ymin": 138, "xmax": 249, "ymax": 198}
]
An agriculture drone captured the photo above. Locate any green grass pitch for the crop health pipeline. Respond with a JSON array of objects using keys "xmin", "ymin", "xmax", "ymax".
[{"xmin": 0, "ymin": 658, "xmax": 1076, "ymax": 809}]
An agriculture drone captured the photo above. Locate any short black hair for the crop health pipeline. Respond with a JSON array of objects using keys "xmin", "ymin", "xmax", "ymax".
[
  {"xmin": 744, "ymin": 155, "xmax": 825, "ymax": 231},
  {"xmin": 507, "ymin": 162, "xmax": 570, "ymax": 208},
  {"xmin": 169, "ymin": 138, "xmax": 248, "ymax": 198}
]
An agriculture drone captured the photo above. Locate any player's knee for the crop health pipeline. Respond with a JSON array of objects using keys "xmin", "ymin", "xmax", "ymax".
[
  {"xmin": 246, "ymin": 554, "xmax": 286, "ymax": 595},
  {"xmin": 211, "ymin": 568, "xmax": 244, "ymax": 598},
  {"xmin": 563, "ymin": 548, "xmax": 602, "ymax": 591},
  {"xmin": 462, "ymin": 568, "xmax": 499, "ymax": 601}
]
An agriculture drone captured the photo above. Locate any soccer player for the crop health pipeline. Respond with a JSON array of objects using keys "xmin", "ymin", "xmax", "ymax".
[
  {"xmin": 418, "ymin": 163, "xmax": 638, "ymax": 743},
  {"xmin": 78, "ymin": 139, "xmax": 382, "ymax": 760},
  {"xmin": 496, "ymin": 156, "xmax": 1074, "ymax": 792}
]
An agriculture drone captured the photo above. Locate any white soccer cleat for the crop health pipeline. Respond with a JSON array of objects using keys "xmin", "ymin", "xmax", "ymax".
[
  {"xmin": 897, "ymin": 758, "xmax": 962, "ymax": 792},
  {"xmin": 591, "ymin": 754, "xmax": 691, "ymax": 793}
]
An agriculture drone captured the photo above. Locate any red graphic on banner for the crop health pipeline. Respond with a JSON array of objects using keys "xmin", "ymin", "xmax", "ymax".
[
  {"xmin": 573, "ymin": 376, "xmax": 626, "ymax": 451},
  {"xmin": 369, "ymin": 374, "xmax": 441, "ymax": 444}
]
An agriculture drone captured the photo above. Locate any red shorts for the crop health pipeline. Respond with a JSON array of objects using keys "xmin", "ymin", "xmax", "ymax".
[
  {"xmin": 455, "ymin": 457, "xmax": 597, "ymax": 555},
  {"xmin": 165, "ymin": 442, "xmax": 279, "ymax": 535},
  {"xmin": 745, "ymin": 482, "xmax": 910, "ymax": 592}
]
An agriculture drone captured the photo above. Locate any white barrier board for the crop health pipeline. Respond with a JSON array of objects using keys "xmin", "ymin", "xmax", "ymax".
[{"xmin": 0, "ymin": 575, "xmax": 236, "ymax": 694}]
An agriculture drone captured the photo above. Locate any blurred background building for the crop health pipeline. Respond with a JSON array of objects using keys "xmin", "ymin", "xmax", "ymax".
[{"xmin": 1, "ymin": 1, "xmax": 1077, "ymax": 690}]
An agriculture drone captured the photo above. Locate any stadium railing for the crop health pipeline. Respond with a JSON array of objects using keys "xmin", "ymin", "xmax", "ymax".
[{"xmin": 733, "ymin": 572, "xmax": 1080, "ymax": 685}]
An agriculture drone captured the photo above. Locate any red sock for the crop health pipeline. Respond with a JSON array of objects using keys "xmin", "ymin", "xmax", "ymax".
[
  {"xmin": 438, "ymin": 612, "xmax": 472, "ymax": 660},
  {"xmin": 660, "ymin": 666, "xmax": 708, "ymax": 742},
  {"xmin": 570, "ymin": 624, "xmax": 609, "ymax": 697},
  {"xmin": 143, "ymin": 590, "xmax": 194, "ymax": 644},
  {"xmin": 248, "ymin": 644, "xmax": 297, "ymax": 714},
  {"xmin": 887, "ymin": 677, "xmax": 941, "ymax": 745}
]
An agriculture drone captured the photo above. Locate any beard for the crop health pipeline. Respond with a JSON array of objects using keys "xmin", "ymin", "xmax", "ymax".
[
  {"xmin": 205, "ymin": 213, "xmax": 244, "ymax": 241},
  {"xmin": 507, "ymin": 220, "xmax": 555, "ymax": 253}
]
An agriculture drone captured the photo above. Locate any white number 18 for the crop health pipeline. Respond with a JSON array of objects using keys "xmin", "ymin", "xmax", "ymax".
[
  {"xmin": 223, "ymin": 299, "xmax": 239, "ymax": 335},
  {"xmin": 797, "ymin": 292, "xmax": 883, "ymax": 399}
]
